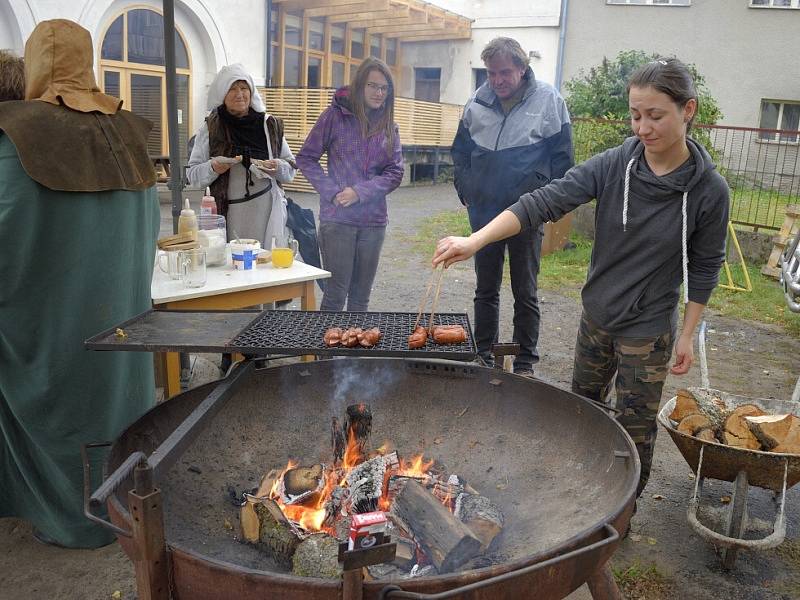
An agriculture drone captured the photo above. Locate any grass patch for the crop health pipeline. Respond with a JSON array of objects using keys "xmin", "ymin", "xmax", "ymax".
[
  {"xmin": 708, "ymin": 263, "xmax": 800, "ymax": 336},
  {"xmin": 729, "ymin": 186, "xmax": 800, "ymax": 231},
  {"xmin": 412, "ymin": 207, "xmax": 473, "ymax": 259},
  {"xmin": 612, "ymin": 561, "xmax": 674, "ymax": 600}
]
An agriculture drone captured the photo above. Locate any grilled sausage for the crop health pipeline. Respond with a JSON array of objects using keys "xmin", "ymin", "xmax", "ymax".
[
  {"xmin": 358, "ymin": 327, "xmax": 382, "ymax": 347},
  {"xmin": 408, "ymin": 325, "xmax": 428, "ymax": 349},
  {"xmin": 341, "ymin": 327, "xmax": 363, "ymax": 348},
  {"xmin": 324, "ymin": 327, "xmax": 343, "ymax": 347},
  {"xmin": 431, "ymin": 325, "xmax": 467, "ymax": 345}
]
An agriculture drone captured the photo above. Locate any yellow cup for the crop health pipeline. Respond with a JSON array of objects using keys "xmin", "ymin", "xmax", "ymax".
[{"xmin": 272, "ymin": 247, "xmax": 294, "ymax": 268}]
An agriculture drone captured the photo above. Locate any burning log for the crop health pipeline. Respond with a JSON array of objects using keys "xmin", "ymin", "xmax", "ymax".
[
  {"xmin": 345, "ymin": 403, "xmax": 373, "ymax": 457},
  {"xmin": 347, "ymin": 454, "xmax": 387, "ymax": 514},
  {"xmin": 282, "ymin": 464, "xmax": 324, "ymax": 501},
  {"xmin": 251, "ymin": 498, "xmax": 303, "ymax": 565},
  {"xmin": 292, "ymin": 533, "xmax": 342, "ymax": 579},
  {"xmin": 393, "ymin": 480, "xmax": 481, "ymax": 573},
  {"xmin": 332, "ymin": 416, "xmax": 346, "ymax": 464},
  {"xmin": 454, "ymin": 494, "xmax": 505, "ymax": 552}
]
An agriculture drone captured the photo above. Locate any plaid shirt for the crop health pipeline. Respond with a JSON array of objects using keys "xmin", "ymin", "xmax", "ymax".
[{"xmin": 296, "ymin": 88, "xmax": 404, "ymax": 227}]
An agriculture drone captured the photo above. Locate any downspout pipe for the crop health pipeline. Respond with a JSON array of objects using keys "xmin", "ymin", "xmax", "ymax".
[
  {"xmin": 554, "ymin": 0, "xmax": 569, "ymax": 92},
  {"xmin": 163, "ymin": 0, "xmax": 183, "ymax": 232},
  {"xmin": 265, "ymin": 0, "xmax": 273, "ymax": 86}
]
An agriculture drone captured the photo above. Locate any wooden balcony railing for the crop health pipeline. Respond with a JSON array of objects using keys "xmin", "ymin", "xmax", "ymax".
[{"xmin": 259, "ymin": 87, "xmax": 462, "ymax": 192}]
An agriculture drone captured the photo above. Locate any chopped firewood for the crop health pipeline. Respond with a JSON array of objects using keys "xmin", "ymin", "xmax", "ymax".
[
  {"xmin": 677, "ymin": 414, "xmax": 712, "ymax": 436},
  {"xmin": 771, "ymin": 418, "xmax": 800, "ymax": 454},
  {"xmin": 668, "ymin": 389, "xmax": 703, "ymax": 422},
  {"xmin": 722, "ymin": 412, "xmax": 761, "ymax": 450},
  {"xmin": 292, "ymin": 533, "xmax": 342, "ymax": 579},
  {"xmin": 745, "ymin": 414, "xmax": 798, "ymax": 450},
  {"xmin": 392, "ymin": 535, "xmax": 416, "ymax": 568},
  {"xmin": 323, "ymin": 486, "xmax": 348, "ymax": 529},
  {"xmin": 254, "ymin": 498, "xmax": 302, "ymax": 565},
  {"xmin": 731, "ymin": 404, "xmax": 766, "ymax": 419},
  {"xmin": 393, "ymin": 480, "xmax": 481, "ymax": 573},
  {"xmin": 454, "ymin": 493, "xmax": 505, "ymax": 552},
  {"xmin": 689, "ymin": 388, "xmax": 727, "ymax": 428},
  {"xmin": 255, "ymin": 468, "xmax": 280, "ymax": 498},
  {"xmin": 283, "ymin": 464, "xmax": 324, "ymax": 498},
  {"xmin": 367, "ymin": 563, "xmax": 402, "ymax": 579},
  {"xmin": 240, "ymin": 495, "xmax": 261, "ymax": 542},
  {"xmin": 696, "ymin": 428, "xmax": 717, "ymax": 443}
]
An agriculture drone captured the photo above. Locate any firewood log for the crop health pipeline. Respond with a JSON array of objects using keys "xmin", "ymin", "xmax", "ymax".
[
  {"xmin": 393, "ymin": 480, "xmax": 481, "ymax": 573},
  {"xmin": 254, "ymin": 498, "xmax": 302, "ymax": 565},
  {"xmin": 695, "ymin": 428, "xmax": 717, "ymax": 443},
  {"xmin": 454, "ymin": 494, "xmax": 505, "ymax": 552},
  {"xmin": 730, "ymin": 404, "xmax": 766, "ymax": 419},
  {"xmin": 745, "ymin": 414, "xmax": 798, "ymax": 450},
  {"xmin": 677, "ymin": 414, "xmax": 712, "ymax": 436},
  {"xmin": 669, "ymin": 389, "xmax": 703, "ymax": 422},
  {"xmin": 240, "ymin": 495, "xmax": 261, "ymax": 542},
  {"xmin": 292, "ymin": 533, "xmax": 342, "ymax": 579},
  {"xmin": 771, "ymin": 418, "xmax": 800, "ymax": 454},
  {"xmin": 283, "ymin": 464, "xmax": 324, "ymax": 499},
  {"xmin": 688, "ymin": 388, "xmax": 727, "ymax": 429},
  {"xmin": 722, "ymin": 412, "xmax": 761, "ymax": 450}
]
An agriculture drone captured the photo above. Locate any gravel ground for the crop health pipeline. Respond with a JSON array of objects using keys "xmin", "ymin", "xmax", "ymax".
[{"xmin": 1, "ymin": 184, "xmax": 799, "ymax": 599}]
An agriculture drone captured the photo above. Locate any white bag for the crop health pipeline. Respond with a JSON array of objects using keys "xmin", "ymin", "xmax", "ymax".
[{"xmin": 263, "ymin": 122, "xmax": 289, "ymax": 247}]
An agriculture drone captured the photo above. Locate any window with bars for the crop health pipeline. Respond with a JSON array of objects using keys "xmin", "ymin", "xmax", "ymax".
[
  {"xmin": 607, "ymin": 0, "xmax": 690, "ymax": 5},
  {"xmin": 760, "ymin": 100, "xmax": 800, "ymax": 143},
  {"xmin": 750, "ymin": 0, "xmax": 799, "ymax": 8}
]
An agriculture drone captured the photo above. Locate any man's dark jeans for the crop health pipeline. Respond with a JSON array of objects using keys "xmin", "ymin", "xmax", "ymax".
[
  {"xmin": 319, "ymin": 221, "xmax": 386, "ymax": 312},
  {"xmin": 468, "ymin": 209, "xmax": 543, "ymax": 369}
]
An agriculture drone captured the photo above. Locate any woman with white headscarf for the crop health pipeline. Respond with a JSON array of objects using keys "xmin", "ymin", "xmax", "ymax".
[{"xmin": 187, "ymin": 64, "xmax": 296, "ymax": 247}]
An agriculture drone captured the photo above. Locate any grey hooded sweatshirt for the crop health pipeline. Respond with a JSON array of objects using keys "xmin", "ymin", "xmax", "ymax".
[{"xmin": 508, "ymin": 137, "xmax": 729, "ymax": 337}]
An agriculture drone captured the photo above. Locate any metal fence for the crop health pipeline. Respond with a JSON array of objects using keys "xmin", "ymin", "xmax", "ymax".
[{"xmin": 573, "ymin": 118, "xmax": 800, "ymax": 231}]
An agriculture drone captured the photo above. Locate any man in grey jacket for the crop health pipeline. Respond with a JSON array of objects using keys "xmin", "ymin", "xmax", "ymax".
[{"xmin": 451, "ymin": 37, "xmax": 573, "ymax": 376}]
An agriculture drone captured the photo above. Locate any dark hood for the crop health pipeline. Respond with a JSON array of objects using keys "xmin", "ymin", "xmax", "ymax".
[{"xmin": 624, "ymin": 136, "xmax": 716, "ymax": 197}]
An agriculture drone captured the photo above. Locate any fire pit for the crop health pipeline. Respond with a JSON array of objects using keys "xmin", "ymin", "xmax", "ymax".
[{"xmin": 99, "ymin": 358, "xmax": 638, "ymax": 599}]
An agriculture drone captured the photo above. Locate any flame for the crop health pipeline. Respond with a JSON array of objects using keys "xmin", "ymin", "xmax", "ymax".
[
  {"xmin": 398, "ymin": 454, "xmax": 434, "ymax": 478},
  {"xmin": 342, "ymin": 428, "xmax": 364, "ymax": 469}
]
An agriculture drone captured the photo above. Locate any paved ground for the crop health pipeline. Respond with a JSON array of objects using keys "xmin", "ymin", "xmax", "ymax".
[{"xmin": 2, "ymin": 184, "xmax": 800, "ymax": 599}]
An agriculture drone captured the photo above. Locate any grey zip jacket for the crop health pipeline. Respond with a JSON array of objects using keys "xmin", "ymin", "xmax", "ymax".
[{"xmin": 508, "ymin": 136, "xmax": 729, "ymax": 337}]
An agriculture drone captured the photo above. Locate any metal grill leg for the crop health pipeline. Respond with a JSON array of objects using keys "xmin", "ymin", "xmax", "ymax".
[
  {"xmin": 586, "ymin": 563, "xmax": 623, "ymax": 600},
  {"xmin": 129, "ymin": 465, "xmax": 170, "ymax": 600}
]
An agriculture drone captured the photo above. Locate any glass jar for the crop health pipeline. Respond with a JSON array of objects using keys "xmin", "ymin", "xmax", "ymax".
[{"xmin": 197, "ymin": 214, "xmax": 227, "ymax": 266}]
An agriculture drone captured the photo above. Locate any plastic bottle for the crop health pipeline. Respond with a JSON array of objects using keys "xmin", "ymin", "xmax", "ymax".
[
  {"xmin": 200, "ymin": 187, "xmax": 217, "ymax": 215},
  {"xmin": 178, "ymin": 198, "xmax": 198, "ymax": 235}
]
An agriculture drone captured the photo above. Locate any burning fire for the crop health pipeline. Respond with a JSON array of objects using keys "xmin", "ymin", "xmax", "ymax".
[{"xmin": 266, "ymin": 429, "xmax": 437, "ymax": 534}]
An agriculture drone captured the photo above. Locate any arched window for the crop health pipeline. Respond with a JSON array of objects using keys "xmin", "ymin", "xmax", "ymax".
[{"xmin": 99, "ymin": 8, "xmax": 192, "ymax": 160}]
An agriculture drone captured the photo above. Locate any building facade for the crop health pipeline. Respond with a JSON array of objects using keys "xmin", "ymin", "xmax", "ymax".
[
  {"xmin": 0, "ymin": 0, "xmax": 471, "ymax": 159},
  {"xmin": 561, "ymin": 0, "xmax": 800, "ymax": 132}
]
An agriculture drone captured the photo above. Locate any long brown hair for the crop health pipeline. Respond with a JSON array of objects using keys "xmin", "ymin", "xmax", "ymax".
[{"xmin": 349, "ymin": 57, "xmax": 396, "ymax": 149}]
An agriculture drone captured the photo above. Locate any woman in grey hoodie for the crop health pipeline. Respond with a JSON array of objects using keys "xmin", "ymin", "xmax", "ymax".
[{"xmin": 433, "ymin": 58, "xmax": 729, "ymax": 497}]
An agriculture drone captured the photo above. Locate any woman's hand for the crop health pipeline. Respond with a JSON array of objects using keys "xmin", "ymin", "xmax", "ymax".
[
  {"xmin": 433, "ymin": 236, "xmax": 479, "ymax": 268},
  {"xmin": 258, "ymin": 159, "xmax": 279, "ymax": 177},
  {"xmin": 211, "ymin": 158, "xmax": 232, "ymax": 175},
  {"xmin": 334, "ymin": 187, "xmax": 359, "ymax": 207},
  {"xmin": 670, "ymin": 333, "xmax": 694, "ymax": 375}
]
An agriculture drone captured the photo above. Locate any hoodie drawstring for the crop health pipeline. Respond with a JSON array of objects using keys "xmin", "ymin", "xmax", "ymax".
[
  {"xmin": 681, "ymin": 190, "xmax": 689, "ymax": 305},
  {"xmin": 622, "ymin": 157, "xmax": 690, "ymax": 305},
  {"xmin": 622, "ymin": 157, "xmax": 635, "ymax": 232}
]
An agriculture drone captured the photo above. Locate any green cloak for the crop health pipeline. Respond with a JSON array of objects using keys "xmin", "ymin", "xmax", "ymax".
[{"xmin": 0, "ymin": 134, "xmax": 159, "ymax": 548}]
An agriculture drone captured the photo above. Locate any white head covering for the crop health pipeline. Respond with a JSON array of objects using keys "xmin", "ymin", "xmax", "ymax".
[{"xmin": 206, "ymin": 63, "xmax": 266, "ymax": 113}]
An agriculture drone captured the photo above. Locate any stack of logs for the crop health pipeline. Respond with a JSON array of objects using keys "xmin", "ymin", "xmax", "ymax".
[
  {"xmin": 669, "ymin": 388, "xmax": 800, "ymax": 453},
  {"xmin": 237, "ymin": 403, "xmax": 505, "ymax": 580}
]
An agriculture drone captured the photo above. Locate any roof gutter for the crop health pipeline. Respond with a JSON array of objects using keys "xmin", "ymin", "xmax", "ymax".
[
  {"xmin": 265, "ymin": 0, "xmax": 273, "ymax": 86},
  {"xmin": 554, "ymin": 0, "xmax": 569, "ymax": 92}
]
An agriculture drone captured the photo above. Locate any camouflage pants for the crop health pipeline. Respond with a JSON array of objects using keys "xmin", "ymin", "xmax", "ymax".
[{"xmin": 571, "ymin": 313, "xmax": 675, "ymax": 497}]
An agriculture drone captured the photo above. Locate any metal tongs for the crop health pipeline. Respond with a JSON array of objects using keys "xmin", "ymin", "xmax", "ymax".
[{"xmin": 413, "ymin": 264, "xmax": 445, "ymax": 333}]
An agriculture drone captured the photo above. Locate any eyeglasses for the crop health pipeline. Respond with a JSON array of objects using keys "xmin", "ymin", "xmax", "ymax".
[{"xmin": 366, "ymin": 82, "xmax": 390, "ymax": 95}]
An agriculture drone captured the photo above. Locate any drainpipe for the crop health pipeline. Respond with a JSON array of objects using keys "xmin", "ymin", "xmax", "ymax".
[
  {"xmin": 265, "ymin": 0, "xmax": 273, "ymax": 86},
  {"xmin": 554, "ymin": 0, "xmax": 569, "ymax": 92},
  {"xmin": 163, "ymin": 0, "xmax": 182, "ymax": 233}
]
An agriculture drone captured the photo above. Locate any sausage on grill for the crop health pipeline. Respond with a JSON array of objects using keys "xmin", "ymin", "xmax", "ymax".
[
  {"xmin": 408, "ymin": 325, "xmax": 428, "ymax": 349},
  {"xmin": 340, "ymin": 327, "xmax": 363, "ymax": 348},
  {"xmin": 357, "ymin": 327, "xmax": 382, "ymax": 347},
  {"xmin": 323, "ymin": 327, "xmax": 343, "ymax": 347},
  {"xmin": 431, "ymin": 325, "xmax": 467, "ymax": 345}
]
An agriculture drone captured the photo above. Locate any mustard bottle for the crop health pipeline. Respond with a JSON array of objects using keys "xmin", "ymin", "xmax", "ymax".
[{"xmin": 178, "ymin": 198, "xmax": 198, "ymax": 236}]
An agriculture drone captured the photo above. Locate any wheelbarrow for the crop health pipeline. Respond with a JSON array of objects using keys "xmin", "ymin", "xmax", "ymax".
[{"xmin": 656, "ymin": 324, "xmax": 800, "ymax": 569}]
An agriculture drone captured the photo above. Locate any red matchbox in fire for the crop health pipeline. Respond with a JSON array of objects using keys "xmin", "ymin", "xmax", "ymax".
[{"xmin": 348, "ymin": 511, "xmax": 387, "ymax": 551}]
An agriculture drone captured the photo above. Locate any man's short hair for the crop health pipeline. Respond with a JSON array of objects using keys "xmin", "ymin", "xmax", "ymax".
[
  {"xmin": 0, "ymin": 50, "xmax": 24, "ymax": 102},
  {"xmin": 480, "ymin": 37, "xmax": 529, "ymax": 71}
]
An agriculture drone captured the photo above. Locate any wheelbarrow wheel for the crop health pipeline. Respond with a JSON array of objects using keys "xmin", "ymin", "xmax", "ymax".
[{"xmin": 721, "ymin": 471, "xmax": 749, "ymax": 569}]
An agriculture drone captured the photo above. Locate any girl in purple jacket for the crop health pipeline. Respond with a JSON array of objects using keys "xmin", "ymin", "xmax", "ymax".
[{"xmin": 297, "ymin": 58, "xmax": 404, "ymax": 312}]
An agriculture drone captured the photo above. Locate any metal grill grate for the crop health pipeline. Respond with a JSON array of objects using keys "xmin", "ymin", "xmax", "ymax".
[{"xmin": 229, "ymin": 311, "xmax": 476, "ymax": 360}]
